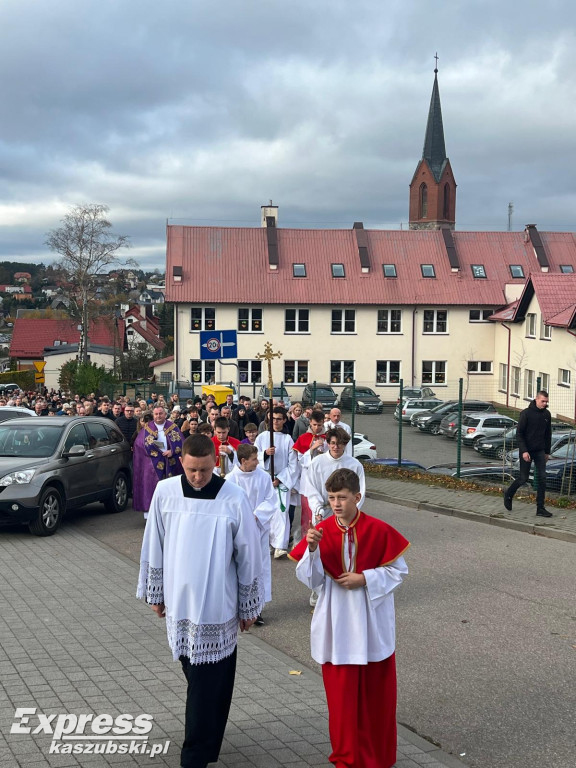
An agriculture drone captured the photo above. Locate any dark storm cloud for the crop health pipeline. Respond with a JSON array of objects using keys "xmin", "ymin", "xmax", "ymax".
[{"xmin": 0, "ymin": 0, "xmax": 575, "ymax": 267}]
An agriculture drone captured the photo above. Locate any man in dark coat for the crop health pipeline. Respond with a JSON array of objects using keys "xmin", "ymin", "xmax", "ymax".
[{"xmin": 504, "ymin": 391, "xmax": 552, "ymax": 516}]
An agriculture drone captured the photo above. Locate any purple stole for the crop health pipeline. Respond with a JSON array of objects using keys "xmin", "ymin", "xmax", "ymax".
[{"xmin": 143, "ymin": 420, "xmax": 184, "ymax": 482}]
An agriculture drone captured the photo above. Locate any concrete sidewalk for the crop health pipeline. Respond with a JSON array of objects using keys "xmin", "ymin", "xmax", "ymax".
[
  {"xmin": 0, "ymin": 527, "xmax": 467, "ymax": 768},
  {"xmin": 364, "ymin": 471, "xmax": 576, "ymax": 543}
]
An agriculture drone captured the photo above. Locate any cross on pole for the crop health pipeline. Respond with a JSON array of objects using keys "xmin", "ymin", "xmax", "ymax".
[
  {"xmin": 255, "ymin": 343, "xmax": 283, "ymax": 479},
  {"xmin": 434, "ymin": 52, "xmax": 439, "ymax": 72}
]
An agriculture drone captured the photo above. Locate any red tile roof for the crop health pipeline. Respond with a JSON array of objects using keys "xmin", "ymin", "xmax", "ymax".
[
  {"xmin": 10, "ymin": 317, "xmax": 125, "ymax": 359},
  {"xmin": 165, "ymin": 226, "xmax": 576, "ymax": 307},
  {"xmin": 149, "ymin": 355, "xmax": 174, "ymax": 368},
  {"xmin": 490, "ymin": 273, "xmax": 576, "ymax": 328},
  {"xmin": 129, "ymin": 320, "xmax": 165, "ymax": 352}
]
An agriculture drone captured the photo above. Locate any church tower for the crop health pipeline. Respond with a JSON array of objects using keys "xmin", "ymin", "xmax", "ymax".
[{"xmin": 409, "ymin": 63, "xmax": 456, "ymax": 230}]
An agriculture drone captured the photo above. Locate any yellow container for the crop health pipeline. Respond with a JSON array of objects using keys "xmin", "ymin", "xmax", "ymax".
[{"xmin": 201, "ymin": 384, "xmax": 233, "ymax": 406}]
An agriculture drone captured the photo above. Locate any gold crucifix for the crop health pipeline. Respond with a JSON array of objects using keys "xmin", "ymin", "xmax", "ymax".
[{"xmin": 255, "ymin": 342, "xmax": 282, "ymax": 400}]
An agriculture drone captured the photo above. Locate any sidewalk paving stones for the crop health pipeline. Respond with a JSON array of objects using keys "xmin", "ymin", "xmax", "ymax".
[{"xmin": 0, "ymin": 527, "xmax": 467, "ymax": 768}]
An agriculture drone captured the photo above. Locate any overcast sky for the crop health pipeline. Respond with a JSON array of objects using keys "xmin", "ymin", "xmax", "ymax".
[{"xmin": 0, "ymin": 0, "xmax": 575, "ymax": 270}]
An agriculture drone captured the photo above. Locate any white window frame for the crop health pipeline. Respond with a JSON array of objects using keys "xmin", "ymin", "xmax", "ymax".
[
  {"xmin": 377, "ymin": 309, "xmax": 402, "ymax": 334},
  {"xmin": 525, "ymin": 369, "xmax": 535, "ymax": 399},
  {"xmin": 422, "ymin": 360, "xmax": 446, "ymax": 385},
  {"xmin": 540, "ymin": 318, "xmax": 552, "ymax": 340},
  {"xmin": 559, "ymin": 368, "xmax": 571, "ymax": 387},
  {"xmin": 467, "ymin": 361, "xmax": 493, "ymax": 374},
  {"xmin": 526, "ymin": 313, "xmax": 536, "ymax": 338},
  {"xmin": 238, "ymin": 359, "xmax": 262, "ymax": 384},
  {"xmin": 538, "ymin": 372, "xmax": 550, "ymax": 392},
  {"xmin": 284, "ymin": 360, "xmax": 308, "ymax": 384},
  {"xmin": 469, "ymin": 309, "xmax": 493, "ymax": 322},
  {"xmin": 499, "ymin": 363, "xmax": 508, "ymax": 392},
  {"xmin": 423, "ymin": 309, "xmax": 448, "ymax": 334},
  {"xmin": 284, "ymin": 308, "xmax": 310, "ymax": 334},
  {"xmin": 190, "ymin": 307, "xmax": 216, "ymax": 332},
  {"xmin": 330, "ymin": 360, "xmax": 355, "ymax": 384},
  {"xmin": 238, "ymin": 307, "xmax": 263, "ymax": 333},
  {"xmin": 331, "ymin": 309, "xmax": 356, "ymax": 334},
  {"xmin": 190, "ymin": 359, "xmax": 215, "ymax": 384},
  {"xmin": 511, "ymin": 366, "xmax": 521, "ymax": 396},
  {"xmin": 376, "ymin": 360, "xmax": 401, "ymax": 385}
]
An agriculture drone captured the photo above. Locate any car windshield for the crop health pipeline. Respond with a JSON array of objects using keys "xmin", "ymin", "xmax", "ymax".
[
  {"xmin": 503, "ymin": 427, "xmax": 517, "ymax": 439},
  {"xmin": 0, "ymin": 424, "xmax": 62, "ymax": 457},
  {"xmin": 550, "ymin": 442, "xmax": 576, "ymax": 460},
  {"xmin": 356, "ymin": 388, "xmax": 376, "ymax": 396},
  {"xmin": 431, "ymin": 402, "xmax": 455, "ymax": 413},
  {"xmin": 314, "ymin": 388, "xmax": 335, "ymax": 396}
]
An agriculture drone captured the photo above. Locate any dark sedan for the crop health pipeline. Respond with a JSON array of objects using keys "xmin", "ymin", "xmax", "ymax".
[
  {"xmin": 0, "ymin": 416, "xmax": 132, "ymax": 536},
  {"xmin": 339, "ymin": 386, "xmax": 384, "ymax": 414},
  {"xmin": 475, "ymin": 424, "xmax": 572, "ymax": 460}
]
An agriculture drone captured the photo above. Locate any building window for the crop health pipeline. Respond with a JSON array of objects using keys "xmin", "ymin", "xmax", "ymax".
[
  {"xmin": 525, "ymin": 313, "xmax": 536, "ymax": 338},
  {"xmin": 293, "ymin": 263, "xmax": 306, "ymax": 277},
  {"xmin": 540, "ymin": 319, "xmax": 552, "ymax": 340},
  {"xmin": 191, "ymin": 360, "xmax": 215, "ymax": 384},
  {"xmin": 160, "ymin": 371, "xmax": 173, "ymax": 383},
  {"xmin": 190, "ymin": 307, "xmax": 215, "ymax": 331},
  {"xmin": 471, "ymin": 265, "xmax": 487, "ymax": 278},
  {"xmin": 238, "ymin": 360, "xmax": 262, "ymax": 384},
  {"xmin": 376, "ymin": 360, "xmax": 400, "ymax": 384},
  {"xmin": 511, "ymin": 366, "xmax": 521, "ymax": 396},
  {"xmin": 538, "ymin": 372, "xmax": 550, "ymax": 392},
  {"xmin": 443, "ymin": 183, "xmax": 450, "ymax": 220},
  {"xmin": 285, "ymin": 308, "xmax": 309, "ymax": 334},
  {"xmin": 510, "ymin": 265, "xmax": 524, "ymax": 278},
  {"xmin": 284, "ymin": 360, "xmax": 308, "ymax": 384},
  {"xmin": 331, "ymin": 309, "xmax": 355, "ymax": 333},
  {"xmin": 331, "ymin": 264, "xmax": 345, "ymax": 278},
  {"xmin": 419, "ymin": 183, "xmax": 428, "ymax": 218},
  {"xmin": 499, "ymin": 363, "xmax": 508, "ymax": 392},
  {"xmin": 382, "ymin": 264, "xmax": 397, "ymax": 278},
  {"xmin": 560, "ymin": 265, "xmax": 574, "ymax": 274},
  {"xmin": 559, "ymin": 368, "xmax": 571, "ymax": 387},
  {"xmin": 422, "ymin": 361, "xmax": 446, "ymax": 384},
  {"xmin": 421, "ymin": 264, "xmax": 436, "ymax": 278},
  {"xmin": 238, "ymin": 307, "xmax": 262, "ymax": 332},
  {"xmin": 423, "ymin": 309, "xmax": 447, "ymax": 333},
  {"xmin": 467, "ymin": 361, "xmax": 493, "ymax": 374},
  {"xmin": 525, "ymin": 369, "xmax": 536, "ymax": 399},
  {"xmin": 331, "ymin": 360, "xmax": 355, "ymax": 384},
  {"xmin": 469, "ymin": 309, "xmax": 493, "ymax": 322},
  {"xmin": 377, "ymin": 309, "xmax": 402, "ymax": 333}
]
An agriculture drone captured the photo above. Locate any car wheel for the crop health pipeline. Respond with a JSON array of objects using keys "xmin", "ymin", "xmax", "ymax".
[
  {"xmin": 430, "ymin": 424, "xmax": 441, "ymax": 435},
  {"xmin": 496, "ymin": 447, "xmax": 506, "ymax": 460},
  {"xmin": 28, "ymin": 487, "xmax": 63, "ymax": 536},
  {"xmin": 106, "ymin": 471, "xmax": 129, "ymax": 513}
]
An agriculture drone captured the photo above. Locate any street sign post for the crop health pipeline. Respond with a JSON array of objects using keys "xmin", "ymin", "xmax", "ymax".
[
  {"xmin": 33, "ymin": 361, "xmax": 46, "ymax": 386},
  {"xmin": 199, "ymin": 330, "xmax": 237, "ymax": 360}
]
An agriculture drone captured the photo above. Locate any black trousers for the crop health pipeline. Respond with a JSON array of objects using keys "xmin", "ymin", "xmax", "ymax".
[
  {"xmin": 506, "ymin": 449, "xmax": 547, "ymax": 509},
  {"xmin": 179, "ymin": 648, "xmax": 237, "ymax": 768}
]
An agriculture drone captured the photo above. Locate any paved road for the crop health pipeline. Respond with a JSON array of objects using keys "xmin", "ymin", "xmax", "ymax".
[{"xmin": 65, "ymin": 496, "xmax": 576, "ymax": 768}]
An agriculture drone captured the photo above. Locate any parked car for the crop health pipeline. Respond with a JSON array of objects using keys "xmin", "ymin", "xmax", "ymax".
[
  {"xmin": 394, "ymin": 397, "xmax": 442, "ymax": 422},
  {"xmin": 365, "ymin": 458, "xmax": 427, "ymax": 469},
  {"xmin": 414, "ymin": 400, "xmax": 496, "ymax": 434},
  {"xmin": 352, "ymin": 433, "xmax": 377, "ymax": 460},
  {"xmin": 301, "ymin": 383, "xmax": 338, "ymax": 409},
  {"xmin": 0, "ymin": 416, "xmax": 132, "ymax": 536},
  {"xmin": 339, "ymin": 386, "xmax": 384, "ymax": 414},
  {"xmin": 426, "ymin": 462, "xmax": 517, "ymax": 483},
  {"xmin": 396, "ymin": 386, "xmax": 436, "ymax": 402},
  {"xmin": 504, "ymin": 430, "xmax": 576, "ymax": 464},
  {"xmin": 520, "ymin": 442, "xmax": 576, "ymax": 495},
  {"xmin": 475, "ymin": 423, "xmax": 572, "ymax": 460},
  {"xmin": 0, "ymin": 406, "xmax": 34, "ymax": 422},
  {"xmin": 459, "ymin": 414, "xmax": 517, "ymax": 446},
  {"xmin": 0, "ymin": 383, "xmax": 20, "ymax": 396},
  {"xmin": 257, "ymin": 385, "xmax": 291, "ymax": 408}
]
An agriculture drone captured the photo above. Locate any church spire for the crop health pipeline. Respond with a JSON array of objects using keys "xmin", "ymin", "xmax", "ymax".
[{"xmin": 422, "ymin": 60, "xmax": 447, "ymax": 182}]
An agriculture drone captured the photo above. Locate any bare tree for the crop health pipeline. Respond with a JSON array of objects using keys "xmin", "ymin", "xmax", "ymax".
[{"xmin": 46, "ymin": 204, "xmax": 131, "ymax": 364}]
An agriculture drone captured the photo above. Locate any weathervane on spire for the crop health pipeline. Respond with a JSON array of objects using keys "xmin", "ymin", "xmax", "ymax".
[{"xmin": 434, "ymin": 52, "xmax": 439, "ymax": 74}]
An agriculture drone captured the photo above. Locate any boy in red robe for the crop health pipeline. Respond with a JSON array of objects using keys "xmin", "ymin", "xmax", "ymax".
[
  {"xmin": 289, "ymin": 468, "xmax": 409, "ymax": 768},
  {"xmin": 212, "ymin": 416, "xmax": 240, "ymax": 476}
]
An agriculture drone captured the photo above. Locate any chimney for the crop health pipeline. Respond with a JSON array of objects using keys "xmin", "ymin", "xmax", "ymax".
[
  {"xmin": 265, "ymin": 211, "xmax": 279, "ymax": 270},
  {"xmin": 524, "ymin": 224, "xmax": 549, "ymax": 271},
  {"xmin": 352, "ymin": 222, "xmax": 371, "ymax": 273},
  {"xmin": 261, "ymin": 200, "xmax": 278, "ymax": 228}
]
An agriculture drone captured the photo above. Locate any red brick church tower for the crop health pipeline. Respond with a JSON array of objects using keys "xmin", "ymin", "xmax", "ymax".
[{"xmin": 409, "ymin": 64, "xmax": 456, "ymax": 230}]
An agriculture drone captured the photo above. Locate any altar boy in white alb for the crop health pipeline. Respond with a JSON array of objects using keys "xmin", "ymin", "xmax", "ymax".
[
  {"xmin": 137, "ymin": 434, "xmax": 264, "ymax": 768},
  {"xmin": 226, "ymin": 443, "xmax": 280, "ymax": 622}
]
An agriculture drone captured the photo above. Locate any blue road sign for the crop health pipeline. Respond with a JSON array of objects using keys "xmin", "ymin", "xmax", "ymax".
[{"xmin": 200, "ymin": 330, "xmax": 238, "ymax": 360}]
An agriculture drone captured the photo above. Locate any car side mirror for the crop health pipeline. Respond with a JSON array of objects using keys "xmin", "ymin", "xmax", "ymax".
[{"xmin": 64, "ymin": 444, "xmax": 86, "ymax": 457}]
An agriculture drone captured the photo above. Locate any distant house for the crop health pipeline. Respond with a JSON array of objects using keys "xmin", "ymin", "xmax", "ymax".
[
  {"xmin": 124, "ymin": 305, "xmax": 165, "ymax": 355},
  {"xmin": 14, "ymin": 272, "xmax": 32, "ymax": 283},
  {"xmin": 0, "ymin": 285, "xmax": 25, "ymax": 294},
  {"xmin": 138, "ymin": 288, "xmax": 164, "ymax": 305},
  {"xmin": 43, "ymin": 344, "xmax": 117, "ymax": 389},
  {"xmin": 149, "ymin": 355, "xmax": 174, "ymax": 385}
]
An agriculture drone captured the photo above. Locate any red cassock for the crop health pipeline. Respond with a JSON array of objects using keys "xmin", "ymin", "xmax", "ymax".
[
  {"xmin": 211, "ymin": 435, "xmax": 240, "ymax": 470},
  {"xmin": 290, "ymin": 511, "xmax": 410, "ymax": 768}
]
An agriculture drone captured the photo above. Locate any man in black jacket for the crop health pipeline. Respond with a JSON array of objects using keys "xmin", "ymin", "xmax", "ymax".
[
  {"xmin": 504, "ymin": 391, "xmax": 552, "ymax": 516},
  {"xmin": 115, "ymin": 403, "xmax": 137, "ymax": 443}
]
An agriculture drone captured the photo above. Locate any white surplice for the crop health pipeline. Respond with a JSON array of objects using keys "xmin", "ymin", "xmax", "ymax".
[
  {"xmin": 255, "ymin": 431, "xmax": 299, "ymax": 549},
  {"xmin": 226, "ymin": 465, "xmax": 279, "ymax": 602},
  {"xmin": 295, "ymin": 544, "xmax": 408, "ymax": 665},
  {"xmin": 306, "ymin": 452, "xmax": 366, "ymax": 523},
  {"xmin": 137, "ymin": 474, "xmax": 265, "ymax": 663}
]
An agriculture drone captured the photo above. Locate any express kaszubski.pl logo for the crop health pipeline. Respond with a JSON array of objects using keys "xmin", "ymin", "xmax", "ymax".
[{"xmin": 11, "ymin": 708, "xmax": 170, "ymax": 757}]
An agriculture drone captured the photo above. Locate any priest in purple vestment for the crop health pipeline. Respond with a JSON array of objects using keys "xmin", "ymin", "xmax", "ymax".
[{"xmin": 133, "ymin": 405, "xmax": 184, "ymax": 519}]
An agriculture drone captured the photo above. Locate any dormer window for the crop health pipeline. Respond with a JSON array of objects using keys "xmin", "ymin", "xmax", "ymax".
[
  {"xmin": 331, "ymin": 264, "xmax": 345, "ymax": 278},
  {"xmin": 560, "ymin": 265, "xmax": 574, "ymax": 273},
  {"xmin": 293, "ymin": 264, "xmax": 306, "ymax": 278},
  {"xmin": 421, "ymin": 264, "xmax": 435, "ymax": 278},
  {"xmin": 509, "ymin": 265, "xmax": 524, "ymax": 278},
  {"xmin": 471, "ymin": 265, "xmax": 486, "ymax": 279},
  {"xmin": 382, "ymin": 264, "xmax": 397, "ymax": 278}
]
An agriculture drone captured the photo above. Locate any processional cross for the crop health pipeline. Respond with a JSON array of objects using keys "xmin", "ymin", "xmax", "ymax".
[{"xmin": 255, "ymin": 342, "xmax": 282, "ymax": 479}]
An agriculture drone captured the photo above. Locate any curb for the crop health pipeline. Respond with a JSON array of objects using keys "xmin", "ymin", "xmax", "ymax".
[{"xmin": 366, "ymin": 489, "xmax": 576, "ymax": 544}]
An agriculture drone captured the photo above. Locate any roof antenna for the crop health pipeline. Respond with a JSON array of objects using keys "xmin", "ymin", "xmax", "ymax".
[{"xmin": 434, "ymin": 52, "xmax": 439, "ymax": 74}]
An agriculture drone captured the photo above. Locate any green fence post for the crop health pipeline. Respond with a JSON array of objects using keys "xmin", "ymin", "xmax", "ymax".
[
  {"xmin": 456, "ymin": 378, "xmax": 463, "ymax": 478},
  {"xmin": 351, "ymin": 379, "xmax": 356, "ymax": 437},
  {"xmin": 398, "ymin": 379, "xmax": 403, "ymax": 466},
  {"xmin": 533, "ymin": 376, "xmax": 542, "ymax": 491}
]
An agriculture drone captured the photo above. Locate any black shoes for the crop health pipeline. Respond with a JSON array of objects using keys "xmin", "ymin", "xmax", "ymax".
[
  {"xmin": 536, "ymin": 508, "xmax": 553, "ymax": 517},
  {"xmin": 503, "ymin": 492, "xmax": 512, "ymax": 511},
  {"xmin": 254, "ymin": 615, "xmax": 265, "ymax": 626}
]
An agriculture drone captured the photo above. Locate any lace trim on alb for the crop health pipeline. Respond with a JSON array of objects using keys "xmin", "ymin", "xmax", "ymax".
[
  {"xmin": 166, "ymin": 615, "xmax": 238, "ymax": 663},
  {"xmin": 238, "ymin": 574, "xmax": 265, "ymax": 620},
  {"xmin": 136, "ymin": 561, "xmax": 164, "ymax": 604}
]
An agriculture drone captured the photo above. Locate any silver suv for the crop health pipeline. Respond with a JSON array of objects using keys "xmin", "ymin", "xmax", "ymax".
[
  {"xmin": 457, "ymin": 414, "xmax": 517, "ymax": 446},
  {"xmin": 394, "ymin": 397, "xmax": 442, "ymax": 422}
]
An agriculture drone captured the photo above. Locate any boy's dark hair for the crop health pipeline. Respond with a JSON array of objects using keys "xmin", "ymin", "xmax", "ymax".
[
  {"xmin": 237, "ymin": 443, "xmax": 258, "ymax": 463},
  {"xmin": 325, "ymin": 468, "xmax": 360, "ymax": 495},
  {"xmin": 197, "ymin": 423, "xmax": 214, "ymax": 436},
  {"xmin": 214, "ymin": 417, "xmax": 229, "ymax": 430},
  {"xmin": 272, "ymin": 406, "xmax": 287, "ymax": 419},
  {"xmin": 310, "ymin": 410, "xmax": 325, "ymax": 423},
  {"xmin": 325, "ymin": 426, "xmax": 351, "ymax": 445},
  {"xmin": 243, "ymin": 422, "xmax": 258, "ymax": 432},
  {"xmin": 182, "ymin": 434, "xmax": 216, "ymax": 459}
]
